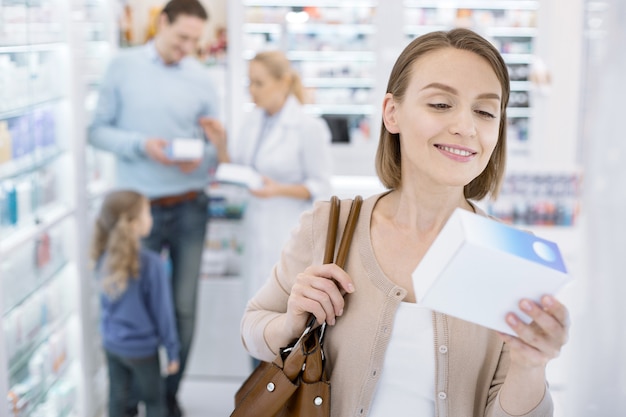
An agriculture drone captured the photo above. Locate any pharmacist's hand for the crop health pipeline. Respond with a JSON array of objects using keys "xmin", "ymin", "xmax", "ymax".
[
  {"xmin": 175, "ymin": 159, "xmax": 202, "ymax": 173},
  {"xmin": 250, "ymin": 176, "xmax": 280, "ymax": 198},
  {"xmin": 199, "ymin": 117, "xmax": 230, "ymax": 163},
  {"xmin": 144, "ymin": 138, "xmax": 174, "ymax": 165},
  {"xmin": 499, "ymin": 295, "xmax": 570, "ymax": 369},
  {"xmin": 199, "ymin": 117, "xmax": 227, "ymax": 149},
  {"xmin": 285, "ymin": 264, "xmax": 355, "ymax": 338},
  {"xmin": 167, "ymin": 360, "xmax": 180, "ymax": 375}
]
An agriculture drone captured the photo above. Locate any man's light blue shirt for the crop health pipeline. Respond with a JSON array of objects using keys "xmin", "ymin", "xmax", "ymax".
[{"xmin": 88, "ymin": 42, "xmax": 219, "ymax": 198}]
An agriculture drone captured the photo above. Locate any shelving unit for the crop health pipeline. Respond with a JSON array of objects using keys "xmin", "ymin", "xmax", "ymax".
[
  {"xmin": 0, "ymin": 0, "xmax": 117, "ymax": 416},
  {"xmin": 240, "ymin": 1, "xmax": 378, "ymax": 145},
  {"xmin": 0, "ymin": 1, "xmax": 85, "ymax": 416}
]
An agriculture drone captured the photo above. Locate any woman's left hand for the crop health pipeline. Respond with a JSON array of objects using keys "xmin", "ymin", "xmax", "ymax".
[
  {"xmin": 499, "ymin": 295, "xmax": 570, "ymax": 369},
  {"xmin": 250, "ymin": 176, "xmax": 280, "ymax": 198}
]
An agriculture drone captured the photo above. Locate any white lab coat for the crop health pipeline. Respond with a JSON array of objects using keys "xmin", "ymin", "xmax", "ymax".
[{"xmin": 231, "ymin": 95, "xmax": 333, "ymax": 299}]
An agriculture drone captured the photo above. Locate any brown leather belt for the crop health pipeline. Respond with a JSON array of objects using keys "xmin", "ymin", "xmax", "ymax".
[{"xmin": 150, "ymin": 191, "xmax": 201, "ymax": 207}]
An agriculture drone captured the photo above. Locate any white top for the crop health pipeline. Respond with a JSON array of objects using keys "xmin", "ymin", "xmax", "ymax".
[{"xmin": 368, "ymin": 301, "xmax": 435, "ymax": 417}]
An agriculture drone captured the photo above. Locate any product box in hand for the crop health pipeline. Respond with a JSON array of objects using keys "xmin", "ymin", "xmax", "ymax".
[
  {"xmin": 215, "ymin": 163, "xmax": 263, "ymax": 190},
  {"xmin": 412, "ymin": 208, "xmax": 571, "ymax": 335},
  {"xmin": 166, "ymin": 138, "xmax": 204, "ymax": 160}
]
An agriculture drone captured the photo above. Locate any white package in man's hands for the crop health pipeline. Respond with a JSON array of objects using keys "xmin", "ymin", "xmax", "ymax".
[
  {"xmin": 167, "ymin": 138, "xmax": 204, "ymax": 160},
  {"xmin": 412, "ymin": 208, "xmax": 571, "ymax": 335},
  {"xmin": 215, "ymin": 163, "xmax": 263, "ymax": 189}
]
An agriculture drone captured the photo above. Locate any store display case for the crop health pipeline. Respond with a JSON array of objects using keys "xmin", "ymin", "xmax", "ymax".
[
  {"xmin": 240, "ymin": 1, "xmax": 378, "ymax": 147},
  {"xmin": 0, "ymin": 1, "xmax": 86, "ymax": 416},
  {"xmin": 0, "ymin": 0, "xmax": 117, "ymax": 415}
]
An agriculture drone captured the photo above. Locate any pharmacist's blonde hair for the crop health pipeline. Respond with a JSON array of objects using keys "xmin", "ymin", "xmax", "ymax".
[
  {"xmin": 252, "ymin": 50, "xmax": 305, "ymax": 104},
  {"xmin": 91, "ymin": 190, "xmax": 146, "ymax": 299},
  {"xmin": 376, "ymin": 28, "xmax": 510, "ymax": 200}
]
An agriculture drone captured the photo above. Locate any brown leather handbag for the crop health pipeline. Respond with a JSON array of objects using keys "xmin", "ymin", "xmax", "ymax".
[{"xmin": 230, "ymin": 195, "xmax": 363, "ymax": 417}]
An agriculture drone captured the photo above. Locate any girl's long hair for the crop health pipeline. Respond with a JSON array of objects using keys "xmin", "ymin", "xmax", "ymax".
[{"xmin": 91, "ymin": 190, "xmax": 146, "ymax": 298}]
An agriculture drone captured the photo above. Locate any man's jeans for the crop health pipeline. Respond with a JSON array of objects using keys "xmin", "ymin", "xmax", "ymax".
[
  {"xmin": 106, "ymin": 351, "xmax": 164, "ymax": 417},
  {"xmin": 144, "ymin": 192, "xmax": 208, "ymax": 398}
]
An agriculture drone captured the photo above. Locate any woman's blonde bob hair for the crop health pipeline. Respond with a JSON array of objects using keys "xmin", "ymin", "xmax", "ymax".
[{"xmin": 375, "ymin": 28, "xmax": 510, "ymax": 200}]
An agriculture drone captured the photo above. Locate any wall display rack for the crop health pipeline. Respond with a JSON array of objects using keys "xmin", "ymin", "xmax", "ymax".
[
  {"xmin": 0, "ymin": 1, "xmax": 84, "ymax": 416},
  {"xmin": 239, "ymin": 0, "xmax": 378, "ymax": 150},
  {"xmin": 0, "ymin": 0, "xmax": 117, "ymax": 416}
]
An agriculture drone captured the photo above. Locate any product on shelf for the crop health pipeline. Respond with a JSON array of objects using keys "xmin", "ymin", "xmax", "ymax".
[
  {"xmin": 486, "ymin": 172, "xmax": 581, "ymax": 227},
  {"xmin": 241, "ymin": 3, "xmax": 377, "ymax": 144}
]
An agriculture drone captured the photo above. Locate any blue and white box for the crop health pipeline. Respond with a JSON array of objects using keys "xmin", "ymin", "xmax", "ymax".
[{"xmin": 412, "ymin": 208, "xmax": 571, "ymax": 335}]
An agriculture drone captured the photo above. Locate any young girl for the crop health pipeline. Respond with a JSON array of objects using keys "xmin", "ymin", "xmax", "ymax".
[{"xmin": 91, "ymin": 190, "xmax": 180, "ymax": 417}]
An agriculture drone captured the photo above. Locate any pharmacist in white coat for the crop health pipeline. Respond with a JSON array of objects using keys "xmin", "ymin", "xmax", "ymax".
[{"xmin": 201, "ymin": 50, "xmax": 333, "ymax": 300}]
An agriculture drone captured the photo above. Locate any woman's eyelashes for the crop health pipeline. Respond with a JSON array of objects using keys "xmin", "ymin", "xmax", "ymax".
[
  {"xmin": 428, "ymin": 102, "xmax": 451, "ymax": 110},
  {"xmin": 427, "ymin": 102, "xmax": 497, "ymax": 119},
  {"xmin": 475, "ymin": 109, "xmax": 497, "ymax": 119}
]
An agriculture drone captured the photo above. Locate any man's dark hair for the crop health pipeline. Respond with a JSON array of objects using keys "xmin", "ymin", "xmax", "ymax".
[{"xmin": 162, "ymin": 0, "xmax": 209, "ymax": 23}]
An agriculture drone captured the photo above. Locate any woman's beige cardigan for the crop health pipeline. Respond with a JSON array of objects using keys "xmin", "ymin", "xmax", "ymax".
[{"xmin": 241, "ymin": 193, "xmax": 553, "ymax": 417}]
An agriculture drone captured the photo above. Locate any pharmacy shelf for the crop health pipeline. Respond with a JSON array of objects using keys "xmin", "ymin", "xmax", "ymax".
[
  {"xmin": 405, "ymin": 25, "xmax": 537, "ymax": 38},
  {"xmin": 0, "ymin": 204, "xmax": 74, "ymax": 256},
  {"xmin": 244, "ymin": 0, "xmax": 377, "ymax": 6},
  {"xmin": 0, "ymin": 43, "xmax": 66, "ymax": 54},
  {"xmin": 403, "ymin": 0, "xmax": 539, "ymax": 10}
]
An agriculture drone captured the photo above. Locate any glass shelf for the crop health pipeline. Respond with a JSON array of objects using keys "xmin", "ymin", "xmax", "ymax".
[
  {"xmin": 0, "ymin": 43, "xmax": 67, "ymax": 54},
  {"xmin": 8, "ymin": 310, "xmax": 74, "ymax": 382},
  {"xmin": 303, "ymin": 78, "xmax": 375, "ymax": 88},
  {"xmin": 287, "ymin": 50, "xmax": 375, "ymax": 61},
  {"xmin": 244, "ymin": 0, "xmax": 377, "ymax": 6},
  {"xmin": 244, "ymin": 22, "xmax": 376, "ymax": 35},
  {"xmin": 0, "ymin": 96, "xmax": 66, "ymax": 120},
  {"xmin": 405, "ymin": 25, "xmax": 537, "ymax": 38},
  {"xmin": 3, "ymin": 259, "xmax": 68, "ymax": 317},
  {"xmin": 0, "ymin": 146, "xmax": 64, "ymax": 182},
  {"xmin": 0, "ymin": 203, "xmax": 74, "ymax": 256},
  {"xmin": 403, "ymin": 0, "xmax": 539, "ymax": 10},
  {"xmin": 8, "ymin": 357, "xmax": 76, "ymax": 417}
]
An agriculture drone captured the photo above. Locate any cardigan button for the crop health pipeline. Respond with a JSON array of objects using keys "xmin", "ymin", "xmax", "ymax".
[
  {"xmin": 438, "ymin": 391, "xmax": 447, "ymax": 400},
  {"xmin": 439, "ymin": 345, "xmax": 448, "ymax": 354},
  {"xmin": 267, "ymin": 382, "xmax": 275, "ymax": 392}
]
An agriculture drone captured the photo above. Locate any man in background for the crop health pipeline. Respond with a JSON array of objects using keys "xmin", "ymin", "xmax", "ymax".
[{"xmin": 88, "ymin": 1, "xmax": 226, "ymax": 415}]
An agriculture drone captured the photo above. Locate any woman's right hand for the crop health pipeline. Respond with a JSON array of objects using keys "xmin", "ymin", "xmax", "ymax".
[{"xmin": 284, "ymin": 263, "xmax": 355, "ymax": 338}]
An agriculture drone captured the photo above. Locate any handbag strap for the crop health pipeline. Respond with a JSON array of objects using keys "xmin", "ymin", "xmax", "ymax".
[
  {"xmin": 323, "ymin": 195, "xmax": 341, "ymax": 265},
  {"xmin": 335, "ymin": 195, "xmax": 363, "ymax": 269},
  {"xmin": 302, "ymin": 195, "xmax": 363, "ymax": 331}
]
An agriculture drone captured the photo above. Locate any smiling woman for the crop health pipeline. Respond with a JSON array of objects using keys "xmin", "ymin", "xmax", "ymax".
[
  {"xmin": 381, "ymin": 48, "xmax": 502, "ymax": 195},
  {"xmin": 239, "ymin": 28, "xmax": 570, "ymax": 417}
]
